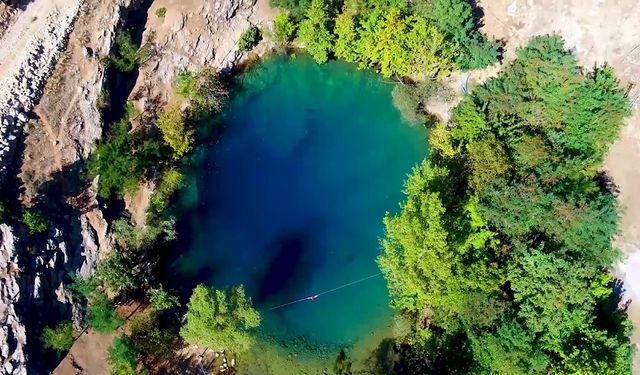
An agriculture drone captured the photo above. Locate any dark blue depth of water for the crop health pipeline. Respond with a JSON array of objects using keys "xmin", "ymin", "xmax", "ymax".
[{"xmin": 175, "ymin": 55, "xmax": 427, "ymax": 347}]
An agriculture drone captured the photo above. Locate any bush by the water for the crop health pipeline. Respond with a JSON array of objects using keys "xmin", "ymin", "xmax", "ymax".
[
  {"xmin": 238, "ymin": 26, "xmax": 261, "ymax": 52},
  {"xmin": 40, "ymin": 321, "xmax": 74, "ymax": 355},
  {"xmin": 274, "ymin": 12, "xmax": 297, "ymax": 44},
  {"xmin": 378, "ymin": 35, "xmax": 631, "ymax": 374},
  {"xmin": 284, "ymin": 0, "xmax": 498, "ymax": 74},
  {"xmin": 392, "ymin": 80, "xmax": 454, "ymax": 124},
  {"xmin": 180, "ymin": 284, "xmax": 261, "ymax": 352}
]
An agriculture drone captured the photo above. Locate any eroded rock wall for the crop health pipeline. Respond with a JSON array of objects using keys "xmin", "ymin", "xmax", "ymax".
[
  {"xmin": 0, "ymin": 224, "xmax": 26, "ymax": 375},
  {"xmin": 0, "ymin": 0, "xmax": 83, "ymax": 182}
]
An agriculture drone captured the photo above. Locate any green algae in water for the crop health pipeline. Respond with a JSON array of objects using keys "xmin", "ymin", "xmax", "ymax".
[{"xmin": 176, "ymin": 55, "xmax": 427, "ymax": 355}]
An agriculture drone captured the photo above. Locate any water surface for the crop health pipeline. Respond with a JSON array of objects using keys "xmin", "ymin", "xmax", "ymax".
[{"xmin": 176, "ymin": 55, "xmax": 426, "ymax": 347}]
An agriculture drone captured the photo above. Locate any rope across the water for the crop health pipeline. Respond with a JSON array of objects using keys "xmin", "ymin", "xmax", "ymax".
[{"xmin": 265, "ymin": 272, "xmax": 383, "ymax": 311}]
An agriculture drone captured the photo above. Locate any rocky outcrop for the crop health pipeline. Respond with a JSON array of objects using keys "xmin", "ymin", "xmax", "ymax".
[
  {"xmin": 131, "ymin": 0, "xmax": 259, "ymax": 103},
  {"xmin": 0, "ymin": 0, "xmax": 83, "ymax": 182},
  {"xmin": 0, "ymin": 224, "xmax": 27, "ymax": 375}
]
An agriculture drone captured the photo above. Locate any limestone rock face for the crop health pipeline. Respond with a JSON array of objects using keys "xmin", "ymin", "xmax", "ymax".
[
  {"xmin": 0, "ymin": 0, "xmax": 84, "ymax": 182},
  {"xmin": 0, "ymin": 224, "xmax": 27, "ymax": 375},
  {"xmin": 134, "ymin": 0, "xmax": 258, "ymax": 102}
]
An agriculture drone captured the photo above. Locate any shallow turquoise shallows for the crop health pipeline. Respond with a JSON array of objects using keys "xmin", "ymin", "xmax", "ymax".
[{"xmin": 176, "ymin": 54, "xmax": 427, "ymax": 347}]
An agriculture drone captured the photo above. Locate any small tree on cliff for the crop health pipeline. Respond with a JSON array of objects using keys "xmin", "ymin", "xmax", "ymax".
[
  {"xmin": 41, "ymin": 321, "xmax": 74, "ymax": 355},
  {"xmin": 180, "ymin": 284, "xmax": 261, "ymax": 352}
]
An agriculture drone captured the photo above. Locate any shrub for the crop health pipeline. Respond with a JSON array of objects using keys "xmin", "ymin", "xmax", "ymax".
[
  {"xmin": 69, "ymin": 275, "xmax": 98, "ymax": 300},
  {"xmin": 22, "ymin": 210, "xmax": 48, "ymax": 234},
  {"xmin": 155, "ymin": 7, "xmax": 166, "ymax": 18},
  {"xmin": 157, "ymin": 105, "xmax": 193, "ymax": 158},
  {"xmin": 176, "ymin": 70, "xmax": 229, "ymax": 115},
  {"xmin": 108, "ymin": 335, "xmax": 143, "ymax": 375},
  {"xmin": 274, "ymin": 13, "xmax": 296, "ymax": 44},
  {"xmin": 41, "ymin": 321, "xmax": 74, "ymax": 355},
  {"xmin": 110, "ymin": 30, "xmax": 139, "ymax": 72},
  {"xmin": 148, "ymin": 287, "xmax": 180, "ymax": 311},
  {"xmin": 392, "ymin": 80, "xmax": 453, "ymax": 124},
  {"xmin": 87, "ymin": 292, "xmax": 123, "ymax": 332},
  {"xmin": 0, "ymin": 201, "xmax": 6, "ymax": 221},
  {"xmin": 150, "ymin": 168, "xmax": 184, "ymax": 214},
  {"xmin": 238, "ymin": 26, "xmax": 261, "ymax": 52},
  {"xmin": 87, "ymin": 119, "xmax": 145, "ymax": 198},
  {"xmin": 130, "ymin": 313, "xmax": 177, "ymax": 359},
  {"xmin": 96, "ymin": 251, "xmax": 137, "ymax": 295}
]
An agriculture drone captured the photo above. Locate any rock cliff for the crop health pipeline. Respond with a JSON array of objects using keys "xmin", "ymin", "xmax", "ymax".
[
  {"xmin": 0, "ymin": 224, "xmax": 27, "ymax": 375},
  {"xmin": 131, "ymin": 0, "xmax": 258, "ymax": 104}
]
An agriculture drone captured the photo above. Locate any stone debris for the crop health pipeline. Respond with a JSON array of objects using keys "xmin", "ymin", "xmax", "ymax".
[{"xmin": 0, "ymin": 224, "xmax": 27, "ymax": 375}]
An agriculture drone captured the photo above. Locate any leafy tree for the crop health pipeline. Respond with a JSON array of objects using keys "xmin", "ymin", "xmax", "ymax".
[
  {"xmin": 108, "ymin": 335, "xmax": 145, "ymax": 375},
  {"xmin": 110, "ymin": 30, "xmax": 140, "ymax": 72},
  {"xmin": 176, "ymin": 70, "xmax": 229, "ymax": 115},
  {"xmin": 333, "ymin": 9, "xmax": 358, "ymax": 62},
  {"xmin": 95, "ymin": 251, "xmax": 137, "ymax": 295},
  {"xmin": 22, "ymin": 210, "xmax": 48, "ymax": 234},
  {"xmin": 157, "ymin": 105, "xmax": 193, "ymax": 158},
  {"xmin": 150, "ymin": 168, "xmax": 184, "ymax": 214},
  {"xmin": 180, "ymin": 284, "xmax": 261, "ymax": 352},
  {"xmin": 69, "ymin": 274, "xmax": 98, "ymax": 300},
  {"xmin": 378, "ymin": 35, "xmax": 631, "ymax": 373},
  {"xmin": 420, "ymin": 0, "xmax": 499, "ymax": 69},
  {"xmin": 391, "ymin": 80, "xmax": 454, "ymax": 124},
  {"xmin": 465, "ymin": 135, "xmax": 510, "ymax": 192},
  {"xmin": 274, "ymin": 12, "xmax": 297, "ymax": 44},
  {"xmin": 41, "ymin": 321, "xmax": 74, "ymax": 355},
  {"xmin": 87, "ymin": 292, "xmax": 123, "ymax": 332},
  {"xmin": 238, "ymin": 26, "xmax": 262, "ymax": 52},
  {"xmin": 297, "ymin": 0, "xmax": 334, "ymax": 63},
  {"xmin": 270, "ymin": 0, "xmax": 311, "ymax": 21},
  {"xmin": 148, "ymin": 286, "xmax": 180, "ymax": 311},
  {"xmin": 87, "ymin": 119, "xmax": 146, "ymax": 198},
  {"xmin": 130, "ymin": 312, "xmax": 177, "ymax": 360}
]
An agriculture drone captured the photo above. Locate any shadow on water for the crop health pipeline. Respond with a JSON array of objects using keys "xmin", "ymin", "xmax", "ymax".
[{"xmin": 257, "ymin": 233, "xmax": 308, "ymax": 303}]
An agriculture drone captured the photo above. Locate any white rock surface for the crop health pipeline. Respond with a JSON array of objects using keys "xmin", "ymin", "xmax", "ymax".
[
  {"xmin": 0, "ymin": 0, "xmax": 83, "ymax": 181},
  {"xmin": 0, "ymin": 224, "xmax": 27, "ymax": 375}
]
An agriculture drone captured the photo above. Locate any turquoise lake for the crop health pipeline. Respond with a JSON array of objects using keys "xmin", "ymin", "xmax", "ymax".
[{"xmin": 175, "ymin": 55, "xmax": 427, "ymax": 348}]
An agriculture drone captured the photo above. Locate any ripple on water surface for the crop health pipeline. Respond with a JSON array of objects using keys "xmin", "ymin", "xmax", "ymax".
[{"xmin": 176, "ymin": 54, "xmax": 427, "ymax": 347}]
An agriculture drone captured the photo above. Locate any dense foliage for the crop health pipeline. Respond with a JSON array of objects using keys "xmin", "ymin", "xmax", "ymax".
[
  {"xmin": 274, "ymin": 12, "xmax": 297, "ymax": 44},
  {"xmin": 87, "ymin": 291, "xmax": 124, "ymax": 332},
  {"xmin": 22, "ymin": 209, "xmax": 48, "ymax": 234},
  {"xmin": 180, "ymin": 284, "xmax": 261, "ymax": 352},
  {"xmin": 278, "ymin": 0, "xmax": 498, "ymax": 74},
  {"xmin": 87, "ymin": 107, "xmax": 162, "ymax": 198},
  {"xmin": 238, "ymin": 26, "xmax": 262, "ymax": 52},
  {"xmin": 108, "ymin": 335, "xmax": 146, "ymax": 375},
  {"xmin": 40, "ymin": 321, "xmax": 74, "ymax": 355},
  {"xmin": 378, "ymin": 35, "xmax": 632, "ymax": 374},
  {"xmin": 110, "ymin": 30, "xmax": 141, "ymax": 72}
]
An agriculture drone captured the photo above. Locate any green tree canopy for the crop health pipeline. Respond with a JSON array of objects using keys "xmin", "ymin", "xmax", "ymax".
[
  {"xmin": 378, "ymin": 35, "xmax": 632, "ymax": 374},
  {"xmin": 180, "ymin": 284, "xmax": 261, "ymax": 352},
  {"xmin": 41, "ymin": 321, "xmax": 74, "ymax": 355},
  {"xmin": 297, "ymin": 0, "xmax": 334, "ymax": 63}
]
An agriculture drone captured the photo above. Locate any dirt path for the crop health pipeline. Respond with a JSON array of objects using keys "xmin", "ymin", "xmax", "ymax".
[{"xmin": 476, "ymin": 0, "xmax": 640, "ymax": 371}]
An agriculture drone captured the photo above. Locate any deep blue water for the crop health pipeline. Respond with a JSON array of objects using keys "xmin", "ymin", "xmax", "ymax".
[{"xmin": 175, "ymin": 55, "xmax": 427, "ymax": 347}]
